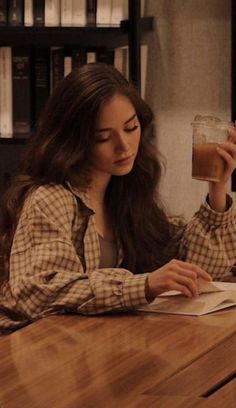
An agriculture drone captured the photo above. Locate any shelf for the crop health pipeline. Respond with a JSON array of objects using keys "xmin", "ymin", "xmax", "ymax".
[
  {"xmin": 0, "ymin": 138, "xmax": 28, "ymax": 145},
  {"xmin": 0, "ymin": 17, "xmax": 153, "ymax": 48}
]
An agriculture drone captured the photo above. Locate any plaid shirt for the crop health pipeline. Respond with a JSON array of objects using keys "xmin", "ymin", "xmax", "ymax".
[{"xmin": 1, "ymin": 183, "xmax": 236, "ymax": 333}]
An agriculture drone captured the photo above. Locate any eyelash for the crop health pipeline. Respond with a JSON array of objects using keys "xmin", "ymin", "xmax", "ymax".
[
  {"xmin": 125, "ymin": 125, "xmax": 139, "ymax": 133},
  {"xmin": 96, "ymin": 125, "xmax": 139, "ymax": 143}
]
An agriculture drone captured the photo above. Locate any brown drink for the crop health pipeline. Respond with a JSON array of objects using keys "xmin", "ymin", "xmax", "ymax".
[{"xmin": 192, "ymin": 142, "xmax": 225, "ymax": 182}]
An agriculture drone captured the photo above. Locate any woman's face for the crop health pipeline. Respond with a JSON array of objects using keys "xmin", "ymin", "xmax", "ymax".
[{"xmin": 89, "ymin": 93, "xmax": 141, "ymax": 182}]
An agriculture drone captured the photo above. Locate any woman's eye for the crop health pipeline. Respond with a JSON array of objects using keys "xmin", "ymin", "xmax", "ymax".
[
  {"xmin": 125, "ymin": 125, "xmax": 139, "ymax": 133},
  {"xmin": 96, "ymin": 137, "xmax": 110, "ymax": 143}
]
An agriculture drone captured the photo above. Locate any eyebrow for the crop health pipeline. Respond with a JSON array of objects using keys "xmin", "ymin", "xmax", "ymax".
[{"xmin": 96, "ymin": 113, "xmax": 137, "ymax": 132}]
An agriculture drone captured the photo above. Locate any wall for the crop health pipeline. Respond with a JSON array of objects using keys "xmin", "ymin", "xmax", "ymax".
[{"xmin": 144, "ymin": 0, "xmax": 231, "ymax": 219}]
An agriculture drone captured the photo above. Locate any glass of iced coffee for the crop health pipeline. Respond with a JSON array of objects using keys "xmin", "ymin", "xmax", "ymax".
[{"xmin": 192, "ymin": 115, "xmax": 234, "ymax": 182}]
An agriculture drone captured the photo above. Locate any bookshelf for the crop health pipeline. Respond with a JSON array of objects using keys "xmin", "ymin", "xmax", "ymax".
[
  {"xmin": 0, "ymin": 17, "xmax": 153, "ymax": 47},
  {"xmin": 0, "ymin": 1, "xmax": 153, "ymax": 193}
]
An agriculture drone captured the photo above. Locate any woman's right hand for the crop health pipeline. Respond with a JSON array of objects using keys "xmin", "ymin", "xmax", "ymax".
[{"xmin": 145, "ymin": 259, "xmax": 212, "ymax": 300}]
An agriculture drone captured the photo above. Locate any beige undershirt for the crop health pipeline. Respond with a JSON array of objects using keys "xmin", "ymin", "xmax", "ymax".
[{"xmin": 98, "ymin": 235, "xmax": 117, "ymax": 268}]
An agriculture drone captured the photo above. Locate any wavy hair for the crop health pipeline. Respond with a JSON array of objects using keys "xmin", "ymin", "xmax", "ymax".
[{"xmin": 0, "ymin": 63, "xmax": 178, "ymax": 279}]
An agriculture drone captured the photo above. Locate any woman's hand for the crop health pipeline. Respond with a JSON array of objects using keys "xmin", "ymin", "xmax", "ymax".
[
  {"xmin": 208, "ymin": 128, "xmax": 236, "ymax": 212},
  {"xmin": 145, "ymin": 259, "xmax": 212, "ymax": 300}
]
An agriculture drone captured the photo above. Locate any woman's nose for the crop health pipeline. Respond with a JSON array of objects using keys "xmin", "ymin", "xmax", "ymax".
[{"xmin": 115, "ymin": 132, "xmax": 129, "ymax": 152}]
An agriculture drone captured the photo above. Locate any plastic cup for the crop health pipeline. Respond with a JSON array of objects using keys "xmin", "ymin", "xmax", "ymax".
[{"xmin": 191, "ymin": 115, "xmax": 234, "ymax": 182}]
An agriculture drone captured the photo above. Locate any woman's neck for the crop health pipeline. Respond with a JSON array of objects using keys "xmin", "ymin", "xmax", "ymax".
[
  {"xmin": 88, "ymin": 175, "xmax": 114, "ymax": 241},
  {"xmin": 88, "ymin": 173, "xmax": 111, "ymax": 207}
]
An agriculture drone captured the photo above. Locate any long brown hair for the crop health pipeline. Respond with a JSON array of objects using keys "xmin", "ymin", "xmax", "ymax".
[{"xmin": 0, "ymin": 63, "xmax": 178, "ymax": 279}]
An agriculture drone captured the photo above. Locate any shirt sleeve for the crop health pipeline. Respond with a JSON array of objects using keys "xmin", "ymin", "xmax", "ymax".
[
  {"xmin": 178, "ymin": 195, "xmax": 236, "ymax": 280},
  {"xmin": 8, "ymin": 187, "xmax": 148, "ymax": 322}
]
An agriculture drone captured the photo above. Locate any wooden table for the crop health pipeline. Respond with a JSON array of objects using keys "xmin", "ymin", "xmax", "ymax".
[{"xmin": 0, "ymin": 308, "xmax": 236, "ymax": 408}]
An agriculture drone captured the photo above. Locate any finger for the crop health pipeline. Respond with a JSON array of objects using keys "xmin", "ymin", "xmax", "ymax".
[
  {"xmin": 228, "ymin": 128, "xmax": 236, "ymax": 143},
  {"xmin": 217, "ymin": 146, "xmax": 236, "ymax": 171},
  {"xmin": 175, "ymin": 273, "xmax": 199, "ymax": 297},
  {"xmin": 174, "ymin": 283, "xmax": 193, "ymax": 297},
  {"xmin": 168, "ymin": 270, "xmax": 199, "ymax": 297},
  {"xmin": 174, "ymin": 260, "xmax": 212, "ymax": 281},
  {"xmin": 218, "ymin": 142, "xmax": 236, "ymax": 155}
]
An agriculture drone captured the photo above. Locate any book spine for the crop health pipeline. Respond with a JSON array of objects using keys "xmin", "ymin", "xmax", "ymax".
[
  {"xmin": 61, "ymin": 0, "xmax": 72, "ymax": 26},
  {"xmin": 96, "ymin": 48, "xmax": 114, "ymax": 65},
  {"xmin": 32, "ymin": 47, "xmax": 50, "ymax": 126},
  {"xmin": 0, "ymin": 0, "xmax": 7, "ymax": 25},
  {"xmin": 64, "ymin": 52, "xmax": 72, "ymax": 77},
  {"xmin": 140, "ymin": 44, "xmax": 147, "ymax": 99},
  {"xmin": 12, "ymin": 46, "xmax": 32, "ymax": 137},
  {"xmin": 72, "ymin": 48, "xmax": 87, "ymax": 69},
  {"xmin": 8, "ymin": 0, "xmax": 24, "ymax": 26},
  {"xmin": 141, "ymin": 0, "xmax": 145, "ymax": 17},
  {"xmin": 110, "ymin": 0, "xmax": 128, "ymax": 25},
  {"xmin": 72, "ymin": 0, "xmax": 86, "ymax": 26},
  {"xmin": 33, "ymin": 0, "xmax": 45, "ymax": 26},
  {"xmin": 96, "ymin": 0, "xmax": 112, "ymax": 25},
  {"xmin": 51, "ymin": 47, "xmax": 64, "ymax": 91},
  {"xmin": 45, "ymin": 0, "xmax": 60, "ymax": 27},
  {"xmin": 114, "ymin": 46, "xmax": 128, "ymax": 79},
  {"xmin": 24, "ymin": 0, "xmax": 33, "ymax": 26},
  {"xmin": 86, "ymin": 0, "xmax": 97, "ymax": 26},
  {"xmin": 114, "ymin": 47, "xmax": 123, "ymax": 73},
  {"xmin": 86, "ymin": 51, "xmax": 96, "ymax": 63},
  {"xmin": 0, "ymin": 47, "xmax": 13, "ymax": 137}
]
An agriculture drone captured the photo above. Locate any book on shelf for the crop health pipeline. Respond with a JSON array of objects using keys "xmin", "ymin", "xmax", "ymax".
[
  {"xmin": 61, "ymin": 0, "xmax": 72, "ymax": 26},
  {"xmin": 72, "ymin": 48, "xmax": 87, "ymax": 69},
  {"xmin": 96, "ymin": 48, "xmax": 114, "ymax": 65},
  {"xmin": 114, "ymin": 44, "xmax": 148, "ymax": 99},
  {"xmin": 12, "ymin": 46, "xmax": 32, "ymax": 137},
  {"xmin": 138, "ymin": 280, "xmax": 236, "ymax": 316},
  {"xmin": 86, "ymin": 0, "xmax": 97, "ymax": 26},
  {"xmin": 110, "ymin": 0, "xmax": 128, "ymax": 25},
  {"xmin": 0, "ymin": 47, "xmax": 13, "ymax": 137},
  {"xmin": 96, "ymin": 0, "xmax": 112, "ymax": 26},
  {"xmin": 140, "ymin": 43, "xmax": 148, "ymax": 99},
  {"xmin": 86, "ymin": 50, "xmax": 96, "ymax": 63},
  {"xmin": 114, "ymin": 46, "xmax": 128, "ymax": 78},
  {"xmin": 45, "ymin": 0, "xmax": 60, "ymax": 26},
  {"xmin": 51, "ymin": 47, "xmax": 64, "ymax": 90},
  {"xmin": 72, "ymin": 0, "xmax": 86, "ymax": 26},
  {"xmin": 33, "ymin": 0, "xmax": 45, "ymax": 26},
  {"xmin": 24, "ymin": 0, "xmax": 33, "ymax": 26},
  {"xmin": 8, "ymin": 0, "xmax": 24, "ymax": 26},
  {"xmin": 64, "ymin": 53, "xmax": 72, "ymax": 77},
  {"xmin": 32, "ymin": 47, "xmax": 50, "ymax": 126},
  {"xmin": 141, "ymin": 0, "xmax": 146, "ymax": 17},
  {"xmin": 0, "ymin": 0, "xmax": 7, "ymax": 25}
]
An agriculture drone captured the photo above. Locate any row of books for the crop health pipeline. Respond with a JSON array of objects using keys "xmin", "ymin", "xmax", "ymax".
[
  {"xmin": 0, "ymin": 44, "xmax": 147, "ymax": 138},
  {"xmin": 0, "ymin": 0, "xmax": 143, "ymax": 27},
  {"xmin": 0, "ymin": 45, "xmax": 130, "ymax": 138}
]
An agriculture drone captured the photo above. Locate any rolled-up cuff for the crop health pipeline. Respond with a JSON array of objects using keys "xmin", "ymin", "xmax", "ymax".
[{"xmin": 197, "ymin": 194, "xmax": 235, "ymax": 226}]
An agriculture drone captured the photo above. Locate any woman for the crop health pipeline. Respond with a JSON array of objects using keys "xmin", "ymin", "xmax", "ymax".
[{"xmin": 0, "ymin": 63, "xmax": 236, "ymax": 333}]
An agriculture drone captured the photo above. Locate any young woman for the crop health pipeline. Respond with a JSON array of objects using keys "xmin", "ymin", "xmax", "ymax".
[{"xmin": 1, "ymin": 63, "xmax": 236, "ymax": 333}]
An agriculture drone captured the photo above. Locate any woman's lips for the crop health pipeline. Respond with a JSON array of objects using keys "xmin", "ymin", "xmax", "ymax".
[{"xmin": 114, "ymin": 154, "xmax": 134, "ymax": 165}]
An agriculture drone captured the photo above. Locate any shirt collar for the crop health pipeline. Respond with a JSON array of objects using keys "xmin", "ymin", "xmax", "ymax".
[{"xmin": 66, "ymin": 182, "xmax": 94, "ymax": 212}]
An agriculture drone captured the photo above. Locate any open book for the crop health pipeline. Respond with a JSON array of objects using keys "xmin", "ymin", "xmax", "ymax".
[{"xmin": 138, "ymin": 280, "xmax": 236, "ymax": 316}]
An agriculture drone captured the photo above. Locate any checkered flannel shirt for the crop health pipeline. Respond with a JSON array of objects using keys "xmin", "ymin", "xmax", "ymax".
[{"xmin": 1, "ymin": 183, "xmax": 236, "ymax": 333}]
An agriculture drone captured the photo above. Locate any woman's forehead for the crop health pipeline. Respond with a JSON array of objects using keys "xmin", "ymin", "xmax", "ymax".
[{"xmin": 97, "ymin": 94, "xmax": 136, "ymax": 125}]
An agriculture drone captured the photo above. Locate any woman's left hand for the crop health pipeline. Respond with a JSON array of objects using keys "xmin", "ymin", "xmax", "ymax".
[{"xmin": 208, "ymin": 128, "xmax": 236, "ymax": 212}]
